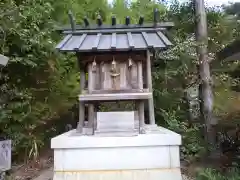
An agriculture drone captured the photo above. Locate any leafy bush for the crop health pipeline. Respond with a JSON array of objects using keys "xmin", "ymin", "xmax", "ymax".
[
  {"xmin": 160, "ymin": 109, "xmax": 205, "ymax": 161},
  {"xmin": 196, "ymin": 168, "xmax": 240, "ymax": 180}
]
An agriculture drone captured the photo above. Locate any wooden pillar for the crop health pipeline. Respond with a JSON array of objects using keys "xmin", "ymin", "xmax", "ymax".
[
  {"xmin": 77, "ymin": 67, "xmax": 85, "ymax": 133},
  {"xmin": 80, "ymin": 68, "xmax": 85, "ymax": 93},
  {"xmin": 88, "ymin": 62, "xmax": 94, "ymax": 133},
  {"xmin": 146, "ymin": 50, "xmax": 155, "ymax": 125},
  {"xmin": 137, "ymin": 60, "xmax": 145, "ymax": 133}
]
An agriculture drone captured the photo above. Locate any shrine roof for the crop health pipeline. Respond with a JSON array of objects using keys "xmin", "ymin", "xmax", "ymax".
[{"xmin": 55, "ymin": 11, "xmax": 174, "ymax": 52}]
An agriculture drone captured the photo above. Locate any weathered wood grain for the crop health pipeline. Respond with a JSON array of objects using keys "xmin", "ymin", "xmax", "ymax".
[
  {"xmin": 146, "ymin": 50, "xmax": 155, "ymax": 125},
  {"xmin": 79, "ymin": 92, "xmax": 152, "ymax": 101}
]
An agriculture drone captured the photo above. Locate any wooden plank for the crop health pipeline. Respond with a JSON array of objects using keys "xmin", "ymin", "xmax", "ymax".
[
  {"xmin": 137, "ymin": 61, "xmax": 143, "ymax": 89},
  {"xmin": 94, "ymin": 64, "xmax": 100, "ymax": 90},
  {"xmin": 88, "ymin": 62, "xmax": 94, "ymax": 93},
  {"xmin": 77, "ymin": 68, "xmax": 86, "ymax": 133},
  {"xmin": 102, "ymin": 63, "xmax": 112, "ymax": 90},
  {"xmin": 119, "ymin": 62, "xmax": 127, "ymax": 89},
  {"xmin": 80, "ymin": 69, "xmax": 85, "ymax": 93},
  {"xmin": 111, "ymin": 62, "xmax": 121, "ymax": 90},
  {"xmin": 92, "ymin": 33, "xmax": 102, "ymax": 50},
  {"xmin": 130, "ymin": 61, "xmax": 138, "ymax": 89},
  {"xmin": 127, "ymin": 32, "xmax": 134, "ymax": 48},
  {"xmin": 91, "ymin": 89, "xmax": 149, "ymax": 94},
  {"xmin": 138, "ymin": 101, "xmax": 145, "ymax": 133},
  {"xmin": 77, "ymin": 102, "xmax": 85, "ymax": 133},
  {"xmin": 146, "ymin": 50, "xmax": 155, "ymax": 125},
  {"xmin": 79, "ymin": 92, "xmax": 152, "ymax": 101},
  {"xmin": 88, "ymin": 104, "xmax": 94, "ymax": 134},
  {"xmin": 111, "ymin": 33, "xmax": 116, "ymax": 49},
  {"xmin": 74, "ymin": 34, "xmax": 87, "ymax": 50}
]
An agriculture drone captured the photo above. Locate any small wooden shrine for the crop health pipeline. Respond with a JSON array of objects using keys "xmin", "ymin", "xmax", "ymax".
[
  {"xmin": 52, "ymin": 10, "xmax": 182, "ymax": 180},
  {"xmin": 56, "ymin": 10, "xmax": 174, "ymax": 135}
]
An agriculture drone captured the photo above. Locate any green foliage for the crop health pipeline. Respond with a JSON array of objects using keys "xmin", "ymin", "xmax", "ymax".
[
  {"xmin": 0, "ymin": 0, "xmax": 80, "ymax": 158},
  {"xmin": 196, "ymin": 168, "xmax": 240, "ymax": 180},
  {"xmin": 1, "ymin": 0, "xmax": 240, "ymax": 167},
  {"xmin": 160, "ymin": 109, "xmax": 205, "ymax": 161}
]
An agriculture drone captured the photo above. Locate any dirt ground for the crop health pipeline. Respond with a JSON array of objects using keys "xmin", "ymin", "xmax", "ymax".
[{"xmin": 9, "ymin": 149, "xmax": 53, "ymax": 180}]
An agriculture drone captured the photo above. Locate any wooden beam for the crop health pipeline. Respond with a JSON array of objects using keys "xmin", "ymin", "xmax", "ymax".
[
  {"xmin": 90, "ymin": 89, "xmax": 149, "ymax": 94},
  {"xmin": 79, "ymin": 92, "xmax": 152, "ymax": 101},
  {"xmin": 138, "ymin": 101, "xmax": 145, "ymax": 133},
  {"xmin": 88, "ymin": 63, "xmax": 93, "ymax": 93},
  {"xmin": 146, "ymin": 50, "xmax": 155, "ymax": 125},
  {"xmin": 80, "ymin": 69, "xmax": 86, "ymax": 93},
  {"xmin": 78, "ymin": 51, "xmax": 145, "ymax": 64},
  {"xmin": 87, "ymin": 62, "xmax": 94, "ymax": 133},
  {"xmin": 77, "ymin": 102, "xmax": 85, "ymax": 133},
  {"xmin": 137, "ymin": 61, "xmax": 143, "ymax": 90},
  {"xmin": 137, "ymin": 60, "xmax": 145, "ymax": 132},
  {"xmin": 88, "ymin": 103, "xmax": 94, "ymax": 134},
  {"xmin": 77, "ymin": 68, "xmax": 86, "ymax": 133},
  {"xmin": 63, "ymin": 27, "xmax": 166, "ymax": 35},
  {"xmin": 57, "ymin": 22, "xmax": 174, "ymax": 32}
]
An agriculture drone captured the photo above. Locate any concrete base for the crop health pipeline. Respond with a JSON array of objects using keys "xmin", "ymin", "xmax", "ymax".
[{"xmin": 51, "ymin": 126, "xmax": 182, "ymax": 180}]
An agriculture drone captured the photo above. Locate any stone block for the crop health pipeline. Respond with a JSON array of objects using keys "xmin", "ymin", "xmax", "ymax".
[
  {"xmin": 0, "ymin": 140, "xmax": 11, "ymax": 172},
  {"xmin": 97, "ymin": 111, "xmax": 134, "ymax": 132}
]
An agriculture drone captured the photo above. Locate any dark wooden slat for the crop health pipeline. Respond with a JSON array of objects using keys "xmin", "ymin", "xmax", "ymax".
[
  {"xmin": 63, "ymin": 27, "xmax": 166, "ymax": 35},
  {"xmin": 92, "ymin": 33, "xmax": 102, "ymax": 50},
  {"xmin": 111, "ymin": 33, "xmax": 116, "ymax": 49},
  {"xmin": 56, "ymin": 22, "xmax": 174, "ymax": 32},
  {"xmin": 74, "ymin": 34, "xmax": 87, "ymax": 50},
  {"xmin": 141, "ymin": 32, "xmax": 153, "ymax": 48},
  {"xmin": 91, "ymin": 89, "xmax": 149, "ymax": 94},
  {"xmin": 56, "ymin": 34, "xmax": 72, "ymax": 50},
  {"xmin": 68, "ymin": 10, "xmax": 76, "ymax": 31},
  {"xmin": 127, "ymin": 32, "xmax": 134, "ymax": 49},
  {"xmin": 156, "ymin": 31, "xmax": 172, "ymax": 46}
]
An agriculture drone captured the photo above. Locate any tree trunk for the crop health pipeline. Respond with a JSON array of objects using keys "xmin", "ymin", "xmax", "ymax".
[{"xmin": 194, "ymin": 0, "xmax": 217, "ymax": 154}]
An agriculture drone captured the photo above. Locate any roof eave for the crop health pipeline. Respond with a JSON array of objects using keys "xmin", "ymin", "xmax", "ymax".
[{"xmin": 55, "ymin": 22, "xmax": 174, "ymax": 33}]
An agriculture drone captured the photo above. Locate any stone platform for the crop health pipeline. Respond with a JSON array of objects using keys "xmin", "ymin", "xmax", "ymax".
[{"xmin": 51, "ymin": 126, "xmax": 182, "ymax": 180}]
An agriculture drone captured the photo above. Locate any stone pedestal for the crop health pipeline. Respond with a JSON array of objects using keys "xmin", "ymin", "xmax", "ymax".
[{"xmin": 51, "ymin": 126, "xmax": 182, "ymax": 180}]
